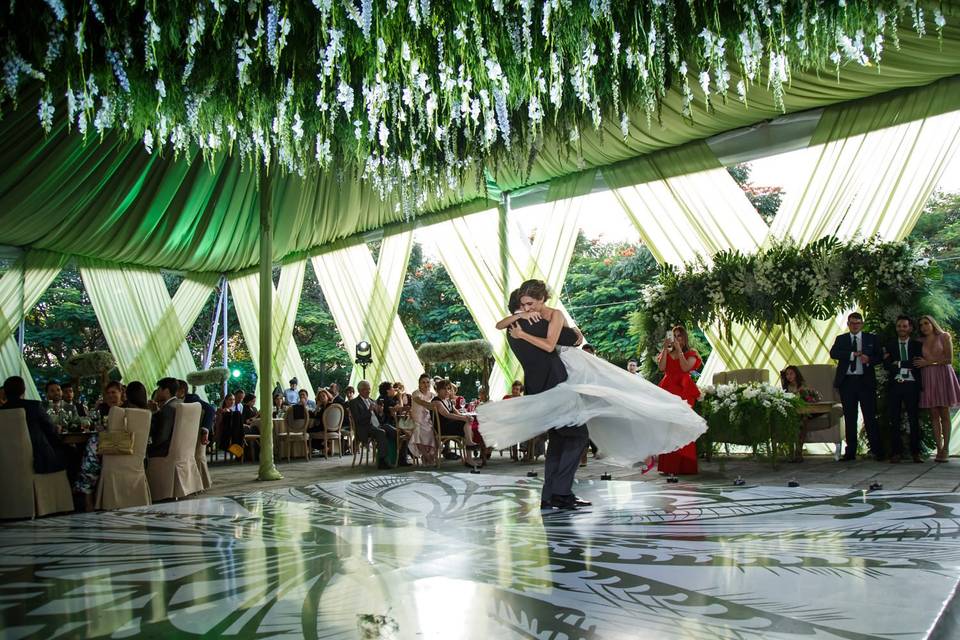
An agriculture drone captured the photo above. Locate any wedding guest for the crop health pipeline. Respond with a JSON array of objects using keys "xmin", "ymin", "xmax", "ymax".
[
  {"xmin": 914, "ymin": 315, "xmax": 959, "ymax": 463},
  {"xmin": 124, "ymin": 381, "xmax": 150, "ymax": 410},
  {"xmin": 241, "ymin": 394, "xmax": 259, "ymax": 423},
  {"xmin": 1, "ymin": 375, "xmax": 67, "ymax": 474},
  {"xmin": 284, "ymin": 378, "xmax": 300, "ymax": 405},
  {"xmin": 272, "ymin": 392, "xmax": 285, "ymax": 418},
  {"xmin": 432, "ymin": 379, "xmax": 478, "ymax": 466},
  {"xmin": 348, "ymin": 380, "xmax": 395, "ymax": 470},
  {"xmin": 42, "ymin": 381, "xmax": 78, "ymax": 420},
  {"xmin": 830, "ymin": 312, "xmax": 883, "ymax": 461},
  {"xmin": 344, "ymin": 385, "xmax": 356, "ymax": 401},
  {"xmin": 178, "ymin": 379, "xmax": 214, "ymax": 444},
  {"xmin": 779, "ymin": 365, "xmax": 823, "ymax": 462},
  {"xmin": 297, "ymin": 388, "xmax": 317, "ymax": 412},
  {"xmin": 626, "ymin": 359, "xmax": 640, "ymax": 375},
  {"xmin": 61, "ymin": 383, "xmax": 87, "ymax": 417},
  {"xmin": 148, "ymin": 378, "xmax": 182, "ymax": 458},
  {"xmin": 377, "ymin": 381, "xmax": 398, "ymax": 427},
  {"xmin": 408, "ymin": 373, "xmax": 438, "ymax": 464},
  {"xmin": 233, "ymin": 389, "xmax": 246, "ymax": 412},
  {"xmin": 97, "ymin": 381, "xmax": 124, "ymax": 419},
  {"xmin": 214, "ymin": 394, "xmax": 244, "ymax": 458},
  {"xmin": 657, "ymin": 325, "xmax": 701, "ymax": 475},
  {"xmin": 503, "ymin": 380, "xmax": 524, "ymax": 400},
  {"xmin": 883, "ymin": 315, "xmax": 924, "ymax": 463}
]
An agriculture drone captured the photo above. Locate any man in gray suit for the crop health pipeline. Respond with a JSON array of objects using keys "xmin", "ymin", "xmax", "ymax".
[{"xmin": 148, "ymin": 378, "xmax": 183, "ymax": 458}]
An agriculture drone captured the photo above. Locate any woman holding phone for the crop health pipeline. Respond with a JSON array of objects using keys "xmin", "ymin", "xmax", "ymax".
[{"xmin": 656, "ymin": 325, "xmax": 702, "ymax": 474}]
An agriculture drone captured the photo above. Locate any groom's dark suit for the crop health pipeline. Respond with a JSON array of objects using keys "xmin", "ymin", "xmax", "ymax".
[
  {"xmin": 830, "ymin": 331, "xmax": 883, "ymax": 459},
  {"xmin": 883, "ymin": 337, "xmax": 924, "ymax": 458}
]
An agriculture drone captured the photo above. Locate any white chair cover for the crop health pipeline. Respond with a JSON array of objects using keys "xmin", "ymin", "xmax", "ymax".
[
  {"xmin": 95, "ymin": 407, "xmax": 152, "ymax": 510},
  {"xmin": 146, "ymin": 403, "xmax": 203, "ymax": 500}
]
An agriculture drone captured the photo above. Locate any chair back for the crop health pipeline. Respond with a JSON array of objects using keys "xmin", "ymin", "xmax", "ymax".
[
  {"xmin": 724, "ymin": 368, "xmax": 770, "ymax": 385},
  {"xmin": 322, "ymin": 404, "xmax": 343, "ymax": 434},
  {"xmin": 0, "ymin": 409, "xmax": 36, "ymax": 519},
  {"xmin": 97, "ymin": 407, "xmax": 152, "ymax": 510},
  {"xmin": 796, "ymin": 364, "xmax": 841, "ymax": 402},
  {"xmin": 147, "ymin": 402, "xmax": 203, "ymax": 500},
  {"xmin": 712, "ymin": 371, "xmax": 729, "ymax": 385},
  {"xmin": 284, "ymin": 409, "xmax": 309, "ymax": 435}
]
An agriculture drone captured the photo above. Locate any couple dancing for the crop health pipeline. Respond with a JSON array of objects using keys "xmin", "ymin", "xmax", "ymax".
[{"xmin": 477, "ymin": 279, "xmax": 706, "ymax": 510}]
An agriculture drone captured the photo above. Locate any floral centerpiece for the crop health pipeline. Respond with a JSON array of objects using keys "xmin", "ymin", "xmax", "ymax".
[{"xmin": 698, "ymin": 382, "xmax": 802, "ymax": 458}]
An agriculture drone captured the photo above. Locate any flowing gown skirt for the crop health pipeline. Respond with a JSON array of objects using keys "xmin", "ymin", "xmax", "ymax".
[{"xmin": 477, "ymin": 348, "xmax": 706, "ymax": 467}]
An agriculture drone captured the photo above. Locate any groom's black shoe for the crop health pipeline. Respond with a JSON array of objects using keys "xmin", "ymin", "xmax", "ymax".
[
  {"xmin": 549, "ymin": 495, "xmax": 579, "ymax": 510},
  {"xmin": 572, "ymin": 496, "xmax": 592, "ymax": 507}
]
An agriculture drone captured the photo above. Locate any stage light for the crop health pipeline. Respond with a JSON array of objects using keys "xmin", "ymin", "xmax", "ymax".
[{"xmin": 232, "ymin": 369, "xmax": 241, "ymax": 378}]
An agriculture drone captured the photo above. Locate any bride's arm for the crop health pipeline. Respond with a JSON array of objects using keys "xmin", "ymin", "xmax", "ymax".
[
  {"xmin": 495, "ymin": 310, "xmax": 541, "ymax": 330},
  {"xmin": 510, "ymin": 311, "xmax": 563, "ymax": 352}
]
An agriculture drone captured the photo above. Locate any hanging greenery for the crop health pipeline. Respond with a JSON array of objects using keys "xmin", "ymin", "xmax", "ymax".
[
  {"xmin": 186, "ymin": 367, "xmax": 230, "ymax": 387},
  {"xmin": 63, "ymin": 350, "xmax": 116, "ymax": 378},
  {"xmin": 636, "ymin": 236, "xmax": 941, "ymax": 361},
  {"xmin": 417, "ymin": 339, "xmax": 493, "ymax": 364},
  {"xmin": 0, "ymin": 1, "xmax": 947, "ymax": 210}
]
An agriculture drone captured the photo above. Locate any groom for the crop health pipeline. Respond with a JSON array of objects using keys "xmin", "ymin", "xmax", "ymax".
[{"xmin": 829, "ymin": 312, "xmax": 883, "ymax": 461}]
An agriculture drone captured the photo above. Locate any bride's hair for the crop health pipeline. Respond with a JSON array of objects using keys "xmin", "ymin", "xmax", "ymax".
[{"xmin": 519, "ymin": 279, "xmax": 550, "ymax": 301}]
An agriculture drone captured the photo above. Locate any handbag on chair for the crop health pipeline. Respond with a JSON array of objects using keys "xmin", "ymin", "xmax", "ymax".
[{"xmin": 99, "ymin": 429, "xmax": 135, "ymax": 455}]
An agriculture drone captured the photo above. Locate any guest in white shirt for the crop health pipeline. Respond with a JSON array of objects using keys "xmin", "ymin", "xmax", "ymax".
[
  {"xmin": 829, "ymin": 312, "xmax": 883, "ymax": 461},
  {"xmin": 883, "ymin": 315, "xmax": 924, "ymax": 463},
  {"xmin": 284, "ymin": 378, "xmax": 300, "ymax": 405}
]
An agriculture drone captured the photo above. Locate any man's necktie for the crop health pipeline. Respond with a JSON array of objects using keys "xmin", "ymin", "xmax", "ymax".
[{"xmin": 849, "ymin": 334, "xmax": 857, "ymax": 372}]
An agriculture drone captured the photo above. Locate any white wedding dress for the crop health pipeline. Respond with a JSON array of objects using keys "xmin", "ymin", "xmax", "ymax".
[{"xmin": 476, "ymin": 347, "xmax": 707, "ymax": 467}]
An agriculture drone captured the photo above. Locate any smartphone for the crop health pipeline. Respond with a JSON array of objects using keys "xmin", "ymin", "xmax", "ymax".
[{"xmin": 665, "ymin": 330, "xmax": 674, "ymax": 342}]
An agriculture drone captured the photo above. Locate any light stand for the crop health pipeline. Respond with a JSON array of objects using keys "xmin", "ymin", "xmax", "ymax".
[{"xmin": 355, "ymin": 340, "xmax": 373, "ymax": 380}]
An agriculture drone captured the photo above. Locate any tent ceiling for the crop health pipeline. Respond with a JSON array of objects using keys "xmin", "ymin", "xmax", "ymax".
[{"xmin": 1, "ymin": 26, "xmax": 958, "ymax": 275}]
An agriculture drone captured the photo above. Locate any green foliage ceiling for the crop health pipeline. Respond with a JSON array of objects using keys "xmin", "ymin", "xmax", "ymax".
[{"xmin": 1, "ymin": 0, "xmax": 947, "ymax": 208}]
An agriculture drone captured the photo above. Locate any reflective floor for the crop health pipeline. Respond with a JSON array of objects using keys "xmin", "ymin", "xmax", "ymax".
[{"xmin": 1, "ymin": 472, "xmax": 958, "ymax": 640}]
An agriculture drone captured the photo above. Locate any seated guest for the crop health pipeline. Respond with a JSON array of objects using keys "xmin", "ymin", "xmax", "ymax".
[
  {"xmin": 74, "ymin": 379, "xmax": 151, "ymax": 509},
  {"xmin": 147, "ymin": 378, "xmax": 182, "ymax": 458},
  {"xmin": 271, "ymin": 392, "xmax": 286, "ymax": 418},
  {"xmin": 177, "ymin": 379, "xmax": 214, "ymax": 445},
  {"xmin": 214, "ymin": 394, "xmax": 244, "ymax": 457},
  {"xmin": 503, "ymin": 380, "xmax": 524, "ymax": 400},
  {"xmin": 393, "ymin": 382, "xmax": 411, "ymax": 416},
  {"xmin": 408, "ymin": 374, "xmax": 438, "ymax": 463},
  {"xmin": 297, "ymin": 388, "xmax": 317, "ymax": 412},
  {"xmin": 97, "ymin": 381, "xmax": 124, "ymax": 419},
  {"xmin": 345, "ymin": 385, "xmax": 356, "ymax": 401},
  {"xmin": 779, "ymin": 365, "xmax": 822, "ymax": 401},
  {"xmin": 61, "ymin": 383, "xmax": 87, "ymax": 417},
  {"xmin": 291, "ymin": 390, "xmax": 311, "ymax": 421},
  {"xmin": 42, "ymin": 380, "xmax": 78, "ymax": 421},
  {"xmin": 1, "ymin": 375, "xmax": 67, "ymax": 474},
  {"xmin": 883, "ymin": 315, "xmax": 924, "ymax": 463},
  {"xmin": 348, "ymin": 380, "xmax": 398, "ymax": 470},
  {"xmin": 377, "ymin": 381, "xmax": 398, "ymax": 427},
  {"xmin": 233, "ymin": 389, "xmax": 246, "ymax": 412},
  {"xmin": 432, "ymin": 379, "xmax": 479, "ymax": 464},
  {"xmin": 241, "ymin": 394, "xmax": 259, "ymax": 423}
]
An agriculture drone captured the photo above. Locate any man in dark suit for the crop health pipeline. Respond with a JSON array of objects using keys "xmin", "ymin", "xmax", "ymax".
[
  {"xmin": 830, "ymin": 312, "xmax": 883, "ymax": 461},
  {"xmin": 348, "ymin": 380, "xmax": 395, "ymax": 469},
  {"xmin": 1, "ymin": 376, "xmax": 67, "ymax": 474},
  {"xmin": 61, "ymin": 382, "xmax": 87, "ymax": 417},
  {"xmin": 148, "ymin": 377, "xmax": 183, "ymax": 458},
  {"xmin": 883, "ymin": 315, "xmax": 924, "ymax": 463}
]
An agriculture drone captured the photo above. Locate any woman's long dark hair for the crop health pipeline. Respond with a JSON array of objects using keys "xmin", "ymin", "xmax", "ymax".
[
  {"xmin": 124, "ymin": 381, "xmax": 149, "ymax": 409},
  {"xmin": 779, "ymin": 365, "xmax": 805, "ymax": 390}
]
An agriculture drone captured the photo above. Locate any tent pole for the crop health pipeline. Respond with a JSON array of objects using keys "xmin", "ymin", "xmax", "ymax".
[
  {"xmin": 257, "ymin": 168, "xmax": 282, "ymax": 481},
  {"xmin": 498, "ymin": 193, "xmax": 510, "ymax": 310},
  {"xmin": 203, "ymin": 276, "xmax": 224, "ymax": 370},
  {"xmin": 222, "ymin": 277, "xmax": 229, "ymax": 399}
]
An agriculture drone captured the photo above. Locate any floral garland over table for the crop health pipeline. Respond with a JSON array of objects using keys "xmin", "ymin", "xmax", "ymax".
[
  {"xmin": 0, "ymin": 1, "xmax": 948, "ymax": 212},
  {"xmin": 637, "ymin": 237, "xmax": 940, "ymax": 363},
  {"xmin": 698, "ymin": 381, "xmax": 802, "ymax": 457}
]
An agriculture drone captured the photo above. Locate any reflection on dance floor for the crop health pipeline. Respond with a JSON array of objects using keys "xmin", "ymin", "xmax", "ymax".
[{"xmin": 0, "ymin": 472, "xmax": 958, "ymax": 639}]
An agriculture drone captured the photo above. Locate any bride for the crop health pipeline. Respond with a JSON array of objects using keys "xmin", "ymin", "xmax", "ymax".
[{"xmin": 477, "ymin": 281, "xmax": 706, "ymax": 468}]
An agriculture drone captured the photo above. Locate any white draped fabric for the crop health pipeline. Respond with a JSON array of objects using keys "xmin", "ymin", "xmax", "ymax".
[
  {"xmin": 79, "ymin": 260, "xmax": 216, "ymax": 398},
  {"xmin": 0, "ymin": 250, "xmax": 66, "ymax": 399},
  {"xmin": 425, "ymin": 182, "xmax": 585, "ymax": 396},
  {"xmin": 311, "ymin": 230, "xmax": 422, "ymax": 388},
  {"xmin": 232, "ymin": 259, "xmax": 314, "ymax": 403}
]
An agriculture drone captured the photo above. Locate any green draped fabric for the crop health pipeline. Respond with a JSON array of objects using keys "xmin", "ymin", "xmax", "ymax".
[
  {"xmin": 78, "ymin": 260, "xmax": 216, "ymax": 398},
  {"xmin": 0, "ymin": 26, "xmax": 957, "ymax": 274},
  {"xmin": 0, "ymin": 250, "xmax": 67, "ymax": 399}
]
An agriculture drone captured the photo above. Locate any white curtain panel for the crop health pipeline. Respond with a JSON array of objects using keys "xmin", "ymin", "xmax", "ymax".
[
  {"xmin": 232, "ymin": 259, "xmax": 314, "ymax": 404},
  {"xmin": 79, "ymin": 260, "xmax": 216, "ymax": 398},
  {"xmin": 311, "ymin": 229, "xmax": 422, "ymax": 389},
  {"xmin": 425, "ymin": 195, "xmax": 583, "ymax": 396},
  {"xmin": 0, "ymin": 250, "xmax": 66, "ymax": 399}
]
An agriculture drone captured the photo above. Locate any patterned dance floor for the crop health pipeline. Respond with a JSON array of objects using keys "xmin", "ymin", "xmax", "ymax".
[{"xmin": 0, "ymin": 471, "xmax": 958, "ymax": 639}]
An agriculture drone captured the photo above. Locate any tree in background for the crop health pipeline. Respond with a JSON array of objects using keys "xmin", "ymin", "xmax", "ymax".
[{"xmin": 727, "ymin": 163, "xmax": 784, "ymax": 224}]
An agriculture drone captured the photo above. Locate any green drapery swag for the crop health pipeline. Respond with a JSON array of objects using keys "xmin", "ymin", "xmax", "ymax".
[
  {"xmin": 231, "ymin": 259, "xmax": 314, "ymax": 406},
  {"xmin": 0, "ymin": 250, "xmax": 67, "ymax": 399},
  {"xmin": 78, "ymin": 259, "xmax": 216, "ymax": 398}
]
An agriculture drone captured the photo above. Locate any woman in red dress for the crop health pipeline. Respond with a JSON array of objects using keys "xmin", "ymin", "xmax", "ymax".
[{"xmin": 657, "ymin": 325, "xmax": 701, "ymax": 474}]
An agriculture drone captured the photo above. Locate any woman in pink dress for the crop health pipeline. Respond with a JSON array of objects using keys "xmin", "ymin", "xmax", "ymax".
[
  {"xmin": 915, "ymin": 316, "xmax": 959, "ymax": 463},
  {"xmin": 656, "ymin": 325, "xmax": 702, "ymax": 475},
  {"xmin": 407, "ymin": 373, "xmax": 438, "ymax": 464}
]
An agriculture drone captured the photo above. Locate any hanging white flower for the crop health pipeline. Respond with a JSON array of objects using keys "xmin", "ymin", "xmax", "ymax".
[
  {"xmin": 37, "ymin": 91, "xmax": 54, "ymax": 133},
  {"xmin": 321, "ymin": 28, "xmax": 344, "ymax": 78},
  {"xmin": 291, "ymin": 112, "xmax": 304, "ymax": 141},
  {"xmin": 143, "ymin": 128, "xmax": 154, "ymax": 154},
  {"xmin": 619, "ymin": 111, "xmax": 629, "ymax": 139},
  {"xmin": 378, "ymin": 120, "xmax": 390, "ymax": 149},
  {"xmin": 336, "ymin": 78, "xmax": 355, "ymax": 116},
  {"xmin": 43, "ymin": 0, "xmax": 66, "ymax": 21}
]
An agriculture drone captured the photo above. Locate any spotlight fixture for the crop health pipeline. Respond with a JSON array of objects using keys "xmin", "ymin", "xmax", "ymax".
[
  {"xmin": 868, "ymin": 481, "xmax": 883, "ymax": 492},
  {"xmin": 733, "ymin": 476, "xmax": 746, "ymax": 486},
  {"xmin": 788, "ymin": 478, "xmax": 800, "ymax": 488},
  {"xmin": 355, "ymin": 340, "xmax": 373, "ymax": 379},
  {"xmin": 666, "ymin": 475, "xmax": 679, "ymax": 484},
  {"xmin": 600, "ymin": 473, "xmax": 612, "ymax": 481},
  {"xmin": 526, "ymin": 470, "xmax": 538, "ymax": 478}
]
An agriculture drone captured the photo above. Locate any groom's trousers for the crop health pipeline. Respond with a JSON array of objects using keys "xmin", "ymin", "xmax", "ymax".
[{"xmin": 541, "ymin": 424, "xmax": 590, "ymax": 503}]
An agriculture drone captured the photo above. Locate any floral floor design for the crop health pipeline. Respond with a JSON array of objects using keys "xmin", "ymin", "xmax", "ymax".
[{"xmin": 0, "ymin": 472, "xmax": 958, "ymax": 639}]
